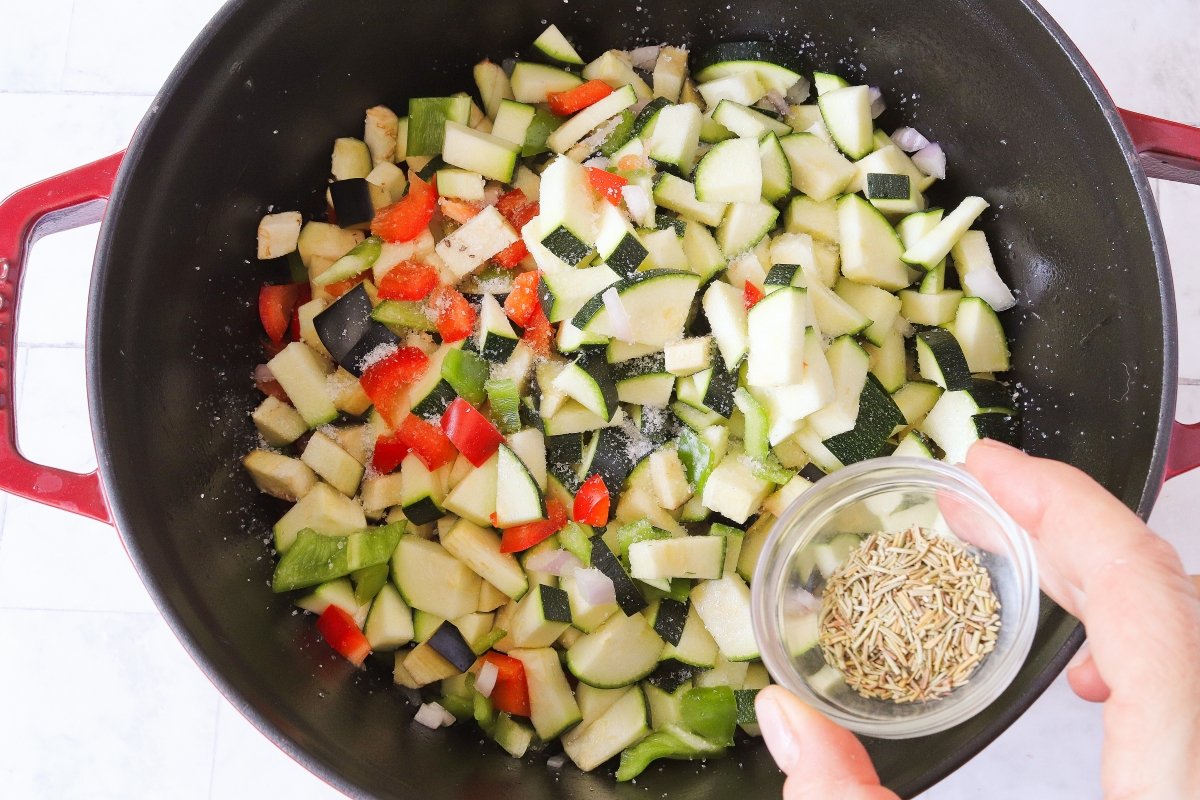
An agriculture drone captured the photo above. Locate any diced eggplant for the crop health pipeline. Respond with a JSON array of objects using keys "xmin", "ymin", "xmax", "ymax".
[
  {"xmin": 427, "ymin": 621, "xmax": 478, "ymax": 673},
  {"xmin": 313, "ymin": 284, "xmax": 401, "ymax": 377},
  {"xmin": 329, "ymin": 178, "xmax": 378, "ymax": 229}
]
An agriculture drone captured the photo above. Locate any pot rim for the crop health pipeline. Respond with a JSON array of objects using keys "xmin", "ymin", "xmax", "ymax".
[{"xmin": 83, "ymin": 0, "xmax": 1178, "ymax": 797}]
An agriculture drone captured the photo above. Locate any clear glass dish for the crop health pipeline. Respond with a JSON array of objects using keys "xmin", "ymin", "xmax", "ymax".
[{"xmin": 750, "ymin": 457, "xmax": 1039, "ymax": 738}]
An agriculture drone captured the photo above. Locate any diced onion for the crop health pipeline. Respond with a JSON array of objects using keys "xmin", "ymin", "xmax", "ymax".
[
  {"xmin": 254, "ymin": 364, "xmax": 274, "ymax": 384},
  {"xmin": 868, "ymin": 87, "xmax": 886, "ymax": 119},
  {"xmin": 785, "ymin": 76, "xmax": 811, "ymax": 104},
  {"xmin": 912, "ymin": 143, "xmax": 946, "ymax": 180},
  {"xmin": 582, "ymin": 156, "xmax": 611, "ymax": 171},
  {"xmin": 764, "ymin": 90, "xmax": 791, "ymax": 116},
  {"xmin": 525, "ymin": 548, "xmax": 583, "ymax": 576},
  {"xmin": 482, "ymin": 181, "xmax": 505, "ymax": 207},
  {"xmin": 441, "ymin": 707, "xmax": 458, "ymax": 727},
  {"xmin": 620, "ymin": 184, "xmax": 651, "ymax": 226},
  {"xmin": 629, "ymin": 45, "xmax": 661, "ymax": 71},
  {"xmin": 890, "ymin": 126, "xmax": 930, "ymax": 153},
  {"xmin": 573, "ymin": 567, "xmax": 616, "ymax": 606},
  {"xmin": 547, "ymin": 754, "xmax": 567, "ymax": 770},
  {"xmin": 415, "ymin": 702, "xmax": 449, "ymax": 729},
  {"xmin": 476, "ymin": 661, "xmax": 499, "ymax": 698},
  {"xmin": 602, "ymin": 287, "xmax": 635, "ymax": 342}
]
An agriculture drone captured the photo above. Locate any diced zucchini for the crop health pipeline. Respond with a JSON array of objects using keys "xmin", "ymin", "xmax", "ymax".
[{"xmin": 691, "ymin": 574, "xmax": 759, "ymax": 661}]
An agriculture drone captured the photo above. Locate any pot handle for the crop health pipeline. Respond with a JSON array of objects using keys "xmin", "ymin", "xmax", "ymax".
[
  {"xmin": 0, "ymin": 153, "xmax": 124, "ymax": 524},
  {"xmin": 1119, "ymin": 109, "xmax": 1200, "ymax": 185},
  {"xmin": 1119, "ymin": 110, "xmax": 1200, "ymax": 479}
]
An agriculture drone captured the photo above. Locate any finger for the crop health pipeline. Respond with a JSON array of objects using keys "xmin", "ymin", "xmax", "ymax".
[
  {"xmin": 756, "ymin": 686, "xmax": 897, "ymax": 800},
  {"xmin": 1065, "ymin": 645, "xmax": 1111, "ymax": 703},
  {"xmin": 965, "ymin": 440, "xmax": 1200, "ymax": 794}
]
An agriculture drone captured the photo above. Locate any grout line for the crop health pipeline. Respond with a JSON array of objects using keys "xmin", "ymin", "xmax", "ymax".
[
  {"xmin": 207, "ymin": 695, "xmax": 224, "ymax": 799},
  {"xmin": 56, "ymin": 0, "xmax": 80, "ymax": 93},
  {"xmin": 0, "ymin": 88, "xmax": 157, "ymax": 98},
  {"xmin": 13, "ymin": 341, "xmax": 86, "ymax": 350}
]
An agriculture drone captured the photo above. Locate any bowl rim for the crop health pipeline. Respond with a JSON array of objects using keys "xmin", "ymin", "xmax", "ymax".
[{"xmin": 751, "ymin": 456, "xmax": 1040, "ymax": 739}]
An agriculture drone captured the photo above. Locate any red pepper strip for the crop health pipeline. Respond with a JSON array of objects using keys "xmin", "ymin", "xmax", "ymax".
[
  {"xmin": 492, "ymin": 192, "xmax": 539, "ymax": 269},
  {"xmin": 586, "ymin": 167, "xmax": 629, "ymax": 207},
  {"xmin": 323, "ymin": 273, "xmax": 368, "ymax": 300},
  {"xmin": 439, "ymin": 197, "xmax": 483, "ymax": 224},
  {"xmin": 503, "ymin": 270, "xmax": 542, "ymax": 327},
  {"xmin": 431, "ymin": 285, "xmax": 476, "ymax": 343},
  {"xmin": 548, "ymin": 79, "xmax": 614, "ymax": 116},
  {"xmin": 258, "ymin": 283, "xmax": 305, "ymax": 343},
  {"xmin": 573, "ymin": 473, "xmax": 611, "ymax": 526},
  {"xmin": 371, "ymin": 172, "xmax": 438, "ymax": 243},
  {"xmin": 743, "ymin": 281, "xmax": 765, "ymax": 309},
  {"xmin": 377, "ymin": 261, "xmax": 440, "ymax": 302},
  {"xmin": 315, "ymin": 605, "xmax": 371, "ymax": 667},
  {"xmin": 440, "ymin": 397, "xmax": 504, "ymax": 467},
  {"xmin": 521, "ymin": 305, "xmax": 553, "ymax": 357},
  {"xmin": 371, "ymin": 431, "xmax": 411, "ymax": 474},
  {"xmin": 499, "ymin": 496, "xmax": 568, "ymax": 553},
  {"xmin": 360, "ymin": 347, "xmax": 430, "ymax": 428},
  {"xmin": 395, "ymin": 412, "xmax": 458, "ymax": 471},
  {"xmin": 481, "ymin": 651, "xmax": 531, "ymax": 717}
]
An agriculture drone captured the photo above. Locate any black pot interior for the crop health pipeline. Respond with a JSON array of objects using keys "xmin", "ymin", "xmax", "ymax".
[{"xmin": 89, "ymin": 0, "xmax": 1172, "ymax": 797}]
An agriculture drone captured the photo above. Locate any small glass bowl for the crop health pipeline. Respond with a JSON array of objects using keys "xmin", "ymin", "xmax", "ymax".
[{"xmin": 750, "ymin": 457, "xmax": 1039, "ymax": 739}]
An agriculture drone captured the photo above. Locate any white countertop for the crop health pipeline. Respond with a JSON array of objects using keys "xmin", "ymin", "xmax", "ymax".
[{"xmin": 0, "ymin": 1, "xmax": 1197, "ymax": 797}]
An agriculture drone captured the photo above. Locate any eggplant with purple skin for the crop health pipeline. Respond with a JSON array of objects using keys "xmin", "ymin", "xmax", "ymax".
[{"xmin": 313, "ymin": 284, "xmax": 402, "ymax": 377}]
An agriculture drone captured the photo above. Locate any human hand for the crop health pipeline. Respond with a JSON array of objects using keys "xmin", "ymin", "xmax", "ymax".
[{"xmin": 755, "ymin": 439, "xmax": 1200, "ymax": 799}]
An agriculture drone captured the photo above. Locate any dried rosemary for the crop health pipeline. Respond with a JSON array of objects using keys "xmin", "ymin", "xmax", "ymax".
[{"xmin": 817, "ymin": 525, "xmax": 1001, "ymax": 704}]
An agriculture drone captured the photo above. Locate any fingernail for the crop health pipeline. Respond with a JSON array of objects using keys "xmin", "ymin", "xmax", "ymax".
[
  {"xmin": 756, "ymin": 690, "xmax": 802, "ymax": 771},
  {"xmin": 1067, "ymin": 642, "xmax": 1090, "ymax": 671}
]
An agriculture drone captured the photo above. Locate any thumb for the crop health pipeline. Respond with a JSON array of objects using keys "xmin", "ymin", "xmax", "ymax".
[{"xmin": 756, "ymin": 686, "xmax": 898, "ymax": 800}]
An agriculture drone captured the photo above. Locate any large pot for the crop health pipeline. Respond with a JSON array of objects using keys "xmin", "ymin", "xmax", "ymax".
[{"xmin": 1, "ymin": 0, "xmax": 1198, "ymax": 797}]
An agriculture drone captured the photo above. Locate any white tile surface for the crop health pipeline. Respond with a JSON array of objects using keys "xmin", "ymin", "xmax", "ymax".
[
  {"xmin": 0, "ymin": 1, "xmax": 1197, "ymax": 799},
  {"xmin": 0, "ymin": 608, "xmax": 220, "ymax": 799}
]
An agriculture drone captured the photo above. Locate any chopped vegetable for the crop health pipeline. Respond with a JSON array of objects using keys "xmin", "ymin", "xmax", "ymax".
[
  {"xmin": 548, "ymin": 79, "xmax": 614, "ymax": 116},
  {"xmin": 395, "ymin": 413, "xmax": 458, "ymax": 470},
  {"xmin": 499, "ymin": 496, "xmax": 567, "ymax": 553},
  {"xmin": 378, "ymin": 261, "xmax": 440, "ymax": 301},
  {"xmin": 360, "ymin": 347, "xmax": 430, "ymax": 427},
  {"xmin": 371, "ymin": 172, "xmax": 438, "ymax": 243},
  {"xmin": 259, "ymin": 283, "xmax": 307, "ymax": 344},
  {"xmin": 441, "ymin": 397, "xmax": 505, "ymax": 466},
  {"xmin": 586, "ymin": 167, "xmax": 628, "ymax": 207},
  {"xmin": 573, "ymin": 474, "xmax": 611, "ymax": 526},
  {"xmin": 481, "ymin": 651, "xmax": 531, "ymax": 717},
  {"xmin": 316, "ymin": 605, "xmax": 372, "ymax": 666}
]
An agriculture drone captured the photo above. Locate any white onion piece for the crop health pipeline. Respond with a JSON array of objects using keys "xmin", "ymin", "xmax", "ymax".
[
  {"xmin": 582, "ymin": 156, "xmax": 611, "ymax": 171},
  {"xmin": 547, "ymin": 754, "xmax": 567, "ymax": 770},
  {"xmin": 629, "ymin": 45, "xmax": 661, "ymax": 71},
  {"xmin": 764, "ymin": 90, "xmax": 791, "ymax": 116},
  {"xmin": 620, "ymin": 184, "xmax": 652, "ymax": 226},
  {"xmin": 482, "ymin": 181, "xmax": 505, "ymax": 207},
  {"xmin": 785, "ymin": 76, "xmax": 811, "ymax": 104},
  {"xmin": 415, "ymin": 702, "xmax": 449, "ymax": 729},
  {"xmin": 963, "ymin": 269, "xmax": 1017, "ymax": 312},
  {"xmin": 573, "ymin": 567, "xmax": 616, "ymax": 606},
  {"xmin": 476, "ymin": 661, "xmax": 499, "ymax": 698},
  {"xmin": 868, "ymin": 87, "xmax": 886, "ymax": 119},
  {"xmin": 890, "ymin": 126, "xmax": 930, "ymax": 153},
  {"xmin": 254, "ymin": 364, "xmax": 274, "ymax": 384},
  {"xmin": 525, "ymin": 548, "xmax": 583, "ymax": 576},
  {"xmin": 441, "ymin": 707, "xmax": 458, "ymax": 726},
  {"xmin": 912, "ymin": 143, "xmax": 946, "ymax": 180},
  {"xmin": 602, "ymin": 287, "xmax": 635, "ymax": 341}
]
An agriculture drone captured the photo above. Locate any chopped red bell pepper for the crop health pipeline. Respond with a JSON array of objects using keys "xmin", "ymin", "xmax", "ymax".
[
  {"xmin": 573, "ymin": 474, "xmax": 611, "ymax": 526},
  {"xmin": 371, "ymin": 432, "xmax": 411, "ymax": 474},
  {"xmin": 743, "ymin": 281, "xmax": 765, "ymax": 309},
  {"xmin": 492, "ymin": 190, "xmax": 539, "ymax": 269},
  {"xmin": 499, "ymin": 496, "xmax": 568, "ymax": 553},
  {"xmin": 378, "ymin": 261, "xmax": 440, "ymax": 301},
  {"xmin": 548, "ymin": 79, "xmax": 615, "ymax": 116},
  {"xmin": 503, "ymin": 271, "xmax": 542, "ymax": 327},
  {"xmin": 440, "ymin": 397, "xmax": 504, "ymax": 467},
  {"xmin": 439, "ymin": 197, "xmax": 483, "ymax": 224},
  {"xmin": 315, "ymin": 605, "xmax": 371, "ymax": 667},
  {"xmin": 371, "ymin": 172, "xmax": 438, "ymax": 243},
  {"xmin": 360, "ymin": 347, "xmax": 430, "ymax": 428},
  {"xmin": 395, "ymin": 412, "xmax": 458, "ymax": 471},
  {"xmin": 288, "ymin": 307, "xmax": 303, "ymax": 342},
  {"xmin": 431, "ymin": 285, "xmax": 476, "ymax": 343},
  {"xmin": 481, "ymin": 651, "xmax": 531, "ymax": 717},
  {"xmin": 258, "ymin": 283, "xmax": 306, "ymax": 344},
  {"xmin": 323, "ymin": 273, "xmax": 368, "ymax": 300},
  {"xmin": 586, "ymin": 167, "xmax": 629, "ymax": 207},
  {"xmin": 521, "ymin": 305, "xmax": 553, "ymax": 357}
]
